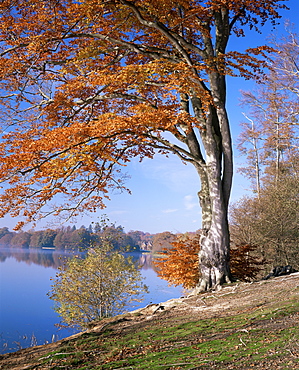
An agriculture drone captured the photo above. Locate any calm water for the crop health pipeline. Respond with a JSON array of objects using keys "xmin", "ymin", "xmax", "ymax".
[{"xmin": 0, "ymin": 248, "xmax": 183, "ymax": 354}]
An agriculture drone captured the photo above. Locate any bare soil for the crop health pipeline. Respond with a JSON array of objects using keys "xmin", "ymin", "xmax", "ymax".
[{"xmin": 1, "ymin": 273, "xmax": 299, "ymax": 369}]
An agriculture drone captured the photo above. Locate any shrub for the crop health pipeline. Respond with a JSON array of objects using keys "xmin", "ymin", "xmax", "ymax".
[
  {"xmin": 154, "ymin": 235, "xmax": 200, "ymax": 289},
  {"xmin": 154, "ymin": 236, "xmax": 265, "ymax": 289},
  {"xmin": 48, "ymin": 245, "xmax": 148, "ymax": 329}
]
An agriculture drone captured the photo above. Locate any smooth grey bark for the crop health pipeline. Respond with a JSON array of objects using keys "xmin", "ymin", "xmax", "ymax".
[
  {"xmin": 177, "ymin": 89, "xmax": 232, "ymax": 291},
  {"xmin": 97, "ymin": 3, "xmax": 235, "ymax": 291},
  {"xmin": 113, "ymin": 4, "xmax": 234, "ymax": 290},
  {"xmin": 192, "ymin": 10, "xmax": 233, "ymax": 291},
  {"xmin": 193, "ymin": 100, "xmax": 232, "ymax": 291}
]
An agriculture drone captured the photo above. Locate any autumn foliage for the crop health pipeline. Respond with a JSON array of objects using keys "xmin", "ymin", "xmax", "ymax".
[
  {"xmin": 0, "ymin": 0, "xmax": 288, "ymax": 231},
  {"xmin": 0, "ymin": 0, "xmax": 289, "ymax": 291},
  {"xmin": 154, "ymin": 236, "xmax": 266, "ymax": 289},
  {"xmin": 154, "ymin": 235, "xmax": 201, "ymax": 289},
  {"xmin": 49, "ymin": 244, "xmax": 148, "ymax": 329}
]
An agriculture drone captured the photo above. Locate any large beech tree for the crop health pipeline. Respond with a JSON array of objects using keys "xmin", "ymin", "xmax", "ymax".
[{"xmin": 0, "ymin": 0, "xmax": 288, "ymax": 290}]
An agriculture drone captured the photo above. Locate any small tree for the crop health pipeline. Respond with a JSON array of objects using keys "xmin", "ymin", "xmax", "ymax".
[
  {"xmin": 230, "ymin": 175, "xmax": 299, "ymax": 269},
  {"xmin": 230, "ymin": 244, "xmax": 266, "ymax": 282},
  {"xmin": 154, "ymin": 235, "xmax": 200, "ymax": 289},
  {"xmin": 48, "ymin": 246, "xmax": 148, "ymax": 329}
]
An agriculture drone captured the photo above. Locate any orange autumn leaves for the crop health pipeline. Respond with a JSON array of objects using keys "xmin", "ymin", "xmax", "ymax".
[
  {"xmin": 154, "ymin": 236, "xmax": 200, "ymax": 289},
  {"xmin": 154, "ymin": 235, "xmax": 265, "ymax": 289},
  {"xmin": 0, "ymin": 0, "xmax": 288, "ymax": 229}
]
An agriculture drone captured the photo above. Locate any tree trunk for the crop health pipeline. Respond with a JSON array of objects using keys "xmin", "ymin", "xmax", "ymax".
[
  {"xmin": 196, "ymin": 156, "xmax": 232, "ymax": 291},
  {"xmin": 198, "ymin": 197, "xmax": 231, "ymax": 291},
  {"xmin": 192, "ymin": 94, "xmax": 233, "ymax": 291}
]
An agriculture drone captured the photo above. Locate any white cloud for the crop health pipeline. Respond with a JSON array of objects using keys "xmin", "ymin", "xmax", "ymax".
[
  {"xmin": 134, "ymin": 154, "xmax": 199, "ymax": 193},
  {"xmin": 184, "ymin": 195, "xmax": 198, "ymax": 210},
  {"xmin": 162, "ymin": 208, "xmax": 178, "ymax": 214}
]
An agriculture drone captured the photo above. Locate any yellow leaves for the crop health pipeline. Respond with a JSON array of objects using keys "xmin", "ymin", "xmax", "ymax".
[{"xmin": 48, "ymin": 246, "xmax": 148, "ymax": 328}]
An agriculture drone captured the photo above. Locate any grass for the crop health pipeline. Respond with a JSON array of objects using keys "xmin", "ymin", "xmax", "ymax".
[
  {"xmin": 38, "ymin": 298, "xmax": 299, "ymax": 369},
  {"xmin": 2, "ymin": 277, "xmax": 299, "ymax": 369}
]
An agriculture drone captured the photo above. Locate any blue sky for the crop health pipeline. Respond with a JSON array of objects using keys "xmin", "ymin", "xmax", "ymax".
[{"xmin": 2, "ymin": 0, "xmax": 299, "ymax": 234}]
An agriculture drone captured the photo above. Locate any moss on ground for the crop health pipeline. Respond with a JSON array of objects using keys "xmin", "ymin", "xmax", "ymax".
[{"xmin": 39, "ymin": 299, "xmax": 299, "ymax": 369}]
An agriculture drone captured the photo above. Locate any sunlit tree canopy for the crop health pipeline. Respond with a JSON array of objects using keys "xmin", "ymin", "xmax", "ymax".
[{"xmin": 0, "ymin": 0, "xmax": 288, "ymax": 290}]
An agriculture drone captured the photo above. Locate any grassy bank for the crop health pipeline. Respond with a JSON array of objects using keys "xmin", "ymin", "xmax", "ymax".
[{"xmin": 1, "ymin": 273, "xmax": 299, "ymax": 369}]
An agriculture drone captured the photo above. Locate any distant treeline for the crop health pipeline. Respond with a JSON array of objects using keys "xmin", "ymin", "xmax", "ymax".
[{"xmin": 0, "ymin": 224, "xmax": 200, "ymax": 252}]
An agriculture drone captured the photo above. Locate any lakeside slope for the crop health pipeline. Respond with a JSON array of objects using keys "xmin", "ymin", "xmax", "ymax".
[{"xmin": 1, "ymin": 273, "xmax": 299, "ymax": 369}]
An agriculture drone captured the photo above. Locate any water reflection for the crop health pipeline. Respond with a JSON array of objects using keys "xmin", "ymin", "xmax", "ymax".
[
  {"xmin": 0, "ymin": 248, "xmax": 157, "ymax": 271},
  {"xmin": 0, "ymin": 250, "xmax": 78, "ymax": 354},
  {"xmin": 0, "ymin": 248, "xmax": 75, "ymax": 269},
  {"xmin": 0, "ymin": 248, "xmax": 181, "ymax": 354},
  {"xmin": 138, "ymin": 252, "xmax": 154, "ymax": 270}
]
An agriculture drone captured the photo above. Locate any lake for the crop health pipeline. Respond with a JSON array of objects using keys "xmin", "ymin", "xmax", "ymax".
[{"xmin": 0, "ymin": 248, "xmax": 183, "ymax": 354}]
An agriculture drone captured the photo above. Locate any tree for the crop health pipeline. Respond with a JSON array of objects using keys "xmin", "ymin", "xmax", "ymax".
[
  {"xmin": 151, "ymin": 231, "xmax": 176, "ymax": 253},
  {"xmin": 127, "ymin": 230, "xmax": 143, "ymax": 248},
  {"xmin": 154, "ymin": 235, "xmax": 265, "ymax": 289},
  {"xmin": 10, "ymin": 231, "xmax": 31, "ymax": 248},
  {"xmin": 98, "ymin": 224, "xmax": 135, "ymax": 251},
  {"xmin": 269, "ymin": 27, "xmax": 299, "ymax": 111},
  {"xmin": 154, "ymin": 235, "xmax": 200, "ymax": 289},
  {"xmin": 0, "ymin": 230, "xmax": 14, "ymax": 246},
  {"xmin": 29, "ymin": 230, "xmax": 45, "ymax": 248},
  {"xmin": 238, "ymin": 29, "xmax": 299, "ymax": 191},
  {"xmin": 52, "ymin": 229, "xmax": 68, "ymax": 250},
  {"xmin": 52, "ymin": 226, "xmax": 91, "ymax": 249},
  {"xmin": 0, "ymin": 1, "xmax": 288, "ymax": 290},
  {"xmin": 48, "ymin": 245, "xmax": 148, "ymax": 329},
  {"xmin": 233, "ymin": 30, "xmax": 299, "ymax": 270},
  {"xmin": 127, "ymin": 230, "xmax": 153, "ymax": 251},
  {"xmin": 0, "ymin": 227, "xmax": 10, "ymax": 239},
  {"xmin": 230, "ymin": 175, "xmax": 299, "ymax": 269},
  {"xmin": 238, "ymin": 85, "xmax": 298, "ymax": 189},
  {"xmin": 41, "ymin": 228, "xmax": 58, "ymax": 248}
]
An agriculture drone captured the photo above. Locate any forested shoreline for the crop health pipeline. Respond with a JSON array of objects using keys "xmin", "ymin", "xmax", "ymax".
[{"xmin": 0, "ymin": 225, "xmax": 198, "ymax": 252}]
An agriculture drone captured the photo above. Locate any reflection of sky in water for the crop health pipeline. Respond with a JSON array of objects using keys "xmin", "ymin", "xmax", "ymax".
[
  {"xmin": 139, "ymin": 267, "xmax": 183, "ymax": 306},
  {"xmin": 0, "ymin": 249, "xmax": 182, "ymax": 354},
  {"xmin": 0, "ymin": 253, "xmax": 77, "ymax": 354}
]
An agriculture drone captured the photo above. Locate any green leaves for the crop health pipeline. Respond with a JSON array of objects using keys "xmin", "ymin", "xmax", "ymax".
[{"xmin": 48, "ymin": 245, "xmax": 148, "ymax": 329}]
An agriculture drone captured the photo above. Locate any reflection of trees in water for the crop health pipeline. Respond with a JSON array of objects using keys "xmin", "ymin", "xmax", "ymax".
[
  {"xmin": 83, "ymin": 251, "xmax": 158, "ymax": 272},
  {"xmin": 0, "ymin": 248, "xmax": 159, "ymax": 272},
  {"xmin": 138, "ymin": 253, "xmax": 159, "ymax": 273},
  {"xmin": 0, "ymin": 248, "xmax": 76, "ymax": 269},
  {"xmin": 138, "ymin": 253, "xmax": 152, "ymax": 270},
  {"xmin": 0, "ymin": 253, "xmax": 7, "ymax": 262}
]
